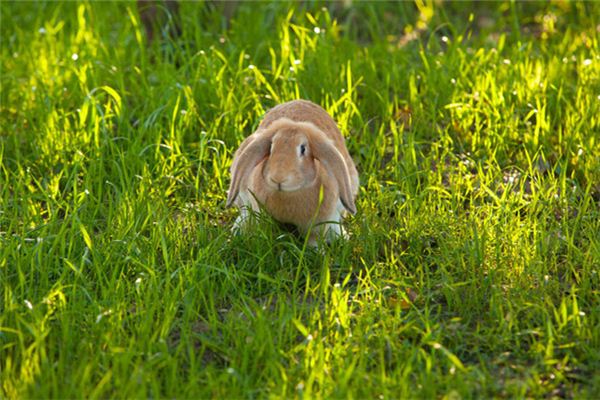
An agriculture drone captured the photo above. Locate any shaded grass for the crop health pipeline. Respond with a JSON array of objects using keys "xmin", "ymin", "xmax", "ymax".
[{"xmin": 1, "ymin": 1, "xmax": 600, "ymax": 398}]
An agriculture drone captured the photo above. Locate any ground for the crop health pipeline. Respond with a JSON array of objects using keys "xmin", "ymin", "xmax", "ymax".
[{"xmin": 1, "ymin": 1, "xmax": 599, "ymax": 398}]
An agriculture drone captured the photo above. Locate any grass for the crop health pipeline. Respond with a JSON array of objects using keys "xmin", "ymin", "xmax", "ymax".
[{"xmin": 1, "ymin": 1, "xmax": 599, "ymax": 398}]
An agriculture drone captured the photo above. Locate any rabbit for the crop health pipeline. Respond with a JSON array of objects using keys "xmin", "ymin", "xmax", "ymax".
[{"xmin": 226, "ymin": 99, "xmax": 359, "ymax": 246}]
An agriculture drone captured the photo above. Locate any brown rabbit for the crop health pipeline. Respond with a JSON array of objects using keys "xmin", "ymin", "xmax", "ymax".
[{"xmin": 226, "ymin": 100, "xmax": 359, "ymax": 245}]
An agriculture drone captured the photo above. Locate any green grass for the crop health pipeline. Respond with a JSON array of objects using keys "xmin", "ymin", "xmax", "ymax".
[{"xmin": 1, "ymin": 1, "xmax": 600, "ymax": 398}]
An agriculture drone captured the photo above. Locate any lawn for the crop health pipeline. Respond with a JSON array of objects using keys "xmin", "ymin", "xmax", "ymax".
[{"xmin": 1, "ymin": 1, "xmax": 599, "ymax": 398}]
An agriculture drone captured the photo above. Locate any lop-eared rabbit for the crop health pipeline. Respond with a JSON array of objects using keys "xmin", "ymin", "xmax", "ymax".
[{"xmin": 227, "ymin": 100, "xmax": 359, "ymax": 246}]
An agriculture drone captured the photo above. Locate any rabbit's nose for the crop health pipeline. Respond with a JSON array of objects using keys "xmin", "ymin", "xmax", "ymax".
[{"xmin": 270, "ymin": 176, "xmax": 287, "ymax": 191}]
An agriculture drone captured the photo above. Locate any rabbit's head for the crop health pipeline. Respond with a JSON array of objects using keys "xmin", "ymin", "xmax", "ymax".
[
  {"xmin": 227, "ymin": 118, "xmax": 356, "ymax": 214},
  {"xmin": 263, "ymin": 126, "xmax": 317, "ymax": 192}
]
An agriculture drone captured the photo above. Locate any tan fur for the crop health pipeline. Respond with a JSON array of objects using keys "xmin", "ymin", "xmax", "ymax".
[
  {"xmin": 227, "ymin": 100, "xmax": 359, "ymax": 244},
  {"xmin": 250, "ymin": 159, "xmax": 337, "ymax": 232}
]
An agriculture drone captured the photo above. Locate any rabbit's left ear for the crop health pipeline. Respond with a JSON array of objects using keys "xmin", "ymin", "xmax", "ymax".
[
  {"xmin": 307, "ymin": 129, "xmax": 356, "ymax": 214},
  {"xmin": 226, "ymin": 130, "xmax": 274, "ymax": 207}
]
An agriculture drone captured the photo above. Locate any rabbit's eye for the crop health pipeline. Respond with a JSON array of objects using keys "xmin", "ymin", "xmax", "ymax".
[{"xmin": 299, "ymin": 144, "xmax": 306, "ymax": 156}]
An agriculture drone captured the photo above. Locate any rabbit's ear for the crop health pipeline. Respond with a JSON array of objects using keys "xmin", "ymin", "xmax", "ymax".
[
  {"xmin": 307, "ymin": 129, "xmax": 356, "ymax": 214},
  {"xmin": 226, "ymin": 130, "xmax": 274, "ymax": 207}
]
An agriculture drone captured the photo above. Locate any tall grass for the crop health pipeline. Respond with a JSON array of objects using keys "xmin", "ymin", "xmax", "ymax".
[{"xmin": 1, "ymin": 1, "xmax": 599, "ymax": 398}]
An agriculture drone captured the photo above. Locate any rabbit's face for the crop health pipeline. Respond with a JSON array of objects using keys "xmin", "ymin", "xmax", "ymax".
[{"xmin": 263, "ymin": 128, "xmax": 317, "ymax": 192}]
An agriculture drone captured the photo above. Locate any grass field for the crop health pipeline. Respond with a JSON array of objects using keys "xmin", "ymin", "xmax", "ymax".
[{"xmin": 1, "ymin": 1, "xmax": 600, "ymax": 398}]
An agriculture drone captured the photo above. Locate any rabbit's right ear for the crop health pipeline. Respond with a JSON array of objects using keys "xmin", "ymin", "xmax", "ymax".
[{"xmin": 226, "ymin": 130, "xmax": 274, "ymax": 207}]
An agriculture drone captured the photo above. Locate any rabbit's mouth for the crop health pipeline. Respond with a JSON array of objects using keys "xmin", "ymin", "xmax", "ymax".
[
  {"xmin": 266, "ymin": 169, "xmax": 317, "ymax": 193},
  {"xmin": 267, "ymin": 175, "xmax": 297, "ymax": 192},
  {"xmin": 269, "ymin": 181, "xmax": 303, "ymax": 192}
]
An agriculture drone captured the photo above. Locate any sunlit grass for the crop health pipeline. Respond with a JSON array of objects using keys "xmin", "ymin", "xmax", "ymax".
[{"xmin": 1, "ymin": 1, "xmax": 599, "ymax": 398}]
